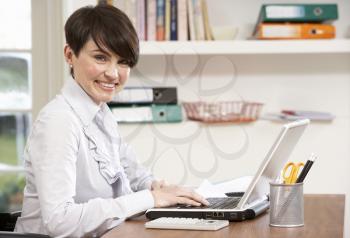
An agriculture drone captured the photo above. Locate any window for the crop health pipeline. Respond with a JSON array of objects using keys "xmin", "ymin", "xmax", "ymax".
[{"xmin": 0, "ymin": 0, "xmax": 31, "ymax": 212}]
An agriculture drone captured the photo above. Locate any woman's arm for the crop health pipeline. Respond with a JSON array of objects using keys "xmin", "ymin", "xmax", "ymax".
[
  {"xmin": 28, "ymin": 111, "xmax": 154, "ymax": 237},
  {"xmin": 119, "ymin": 141, "xmax": 155, "ymax": 191}
]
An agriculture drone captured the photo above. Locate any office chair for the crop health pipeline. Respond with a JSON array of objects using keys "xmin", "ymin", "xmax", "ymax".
[{"xmin": 0, "ymin": 212, "xmax": 50, "ymax": 238}]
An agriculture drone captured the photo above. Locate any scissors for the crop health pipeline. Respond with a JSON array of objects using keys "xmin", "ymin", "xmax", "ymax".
[{"xmin": 282, "ymin": 162, "xmax": 304, "ymax": 184}]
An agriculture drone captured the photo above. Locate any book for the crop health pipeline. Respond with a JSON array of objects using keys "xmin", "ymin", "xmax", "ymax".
[
  {"xmin": 136, "ymin": 0, "xmax": 146, "ymax": 41},
  {"xmin": 164, "ymin": 0, "xmax": 171, "ymax": 41},
  {"xmin": 147, "ymin": 0, "xmax": 157, "ymax": 41},
  {"xmin": 254, "ymin": 23, "xmax": 335, "ymax": 40},
  {"xmin": 156, "ymin": 0, "xmax": 165, "ymax": 41},
  {"xmin": 201, "ymin": 0, "xmax": 213, "ymax": 41},
  {"xmin": 109, "ymin": 87, "xmax": 178, "ymax": 105},
  {"xmin": 192, "ymin": 0, "xmax": 205, "ymax": 40},
  {"xmin": 257, "ymin": 4, "xmax": 338, "ymax": 23},
  {"xmin": 111, "ymin": 104, "xmax": 182, "ymax": 123},
  {"xmin": 187, "ymin": 0, "xmax": 196, "ymax": 41},
  {"xmin": 177, "ymin": 0, "xmax": 188, "ymax": 41},
  {"xmin": 170, "ymin": 0, "xmax": 177, "ymax": 41}
]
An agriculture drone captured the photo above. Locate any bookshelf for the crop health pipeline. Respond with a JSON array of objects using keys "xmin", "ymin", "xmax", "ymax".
[{"xmin": 140, "ymin": 39, "xmax": 350, "ymax": 55}]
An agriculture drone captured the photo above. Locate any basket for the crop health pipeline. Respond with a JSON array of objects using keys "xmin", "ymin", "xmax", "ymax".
[{"xmin": 182, "ymin": 101, "xmax": 263, "ymax": 123}]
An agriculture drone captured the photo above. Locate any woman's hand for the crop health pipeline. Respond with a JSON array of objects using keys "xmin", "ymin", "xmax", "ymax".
[
  {"xmin": 150, "ymin": 183, "xmax": 209, "ymax": 208},
  {"xmin": 151, "ymin": 180, "xmax": 167, "ymax": 190}
]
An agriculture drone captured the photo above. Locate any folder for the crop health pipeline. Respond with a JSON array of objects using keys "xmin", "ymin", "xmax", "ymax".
[
  {"xmin": 255, "ymin": 23, "xmax": 335, "ymax": 40},
  {"xmin": 257, "ymin": 4, "xmax": 338, "ymax": 23},
  {"xmin": 111, "ymin": 104, "xmax": 182, "ymax": 123},
  {"xmin": 109, "ymin": 87, "xmax": 178, "ymax": 105}
]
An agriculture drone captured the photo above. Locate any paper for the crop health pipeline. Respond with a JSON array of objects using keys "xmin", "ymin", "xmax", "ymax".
[
  {"xmin": 261, "ymin": 111, "xmax": 335, "ymax": 122},
  {"xmin": 214, "ymin": 176, "xmax": 253, "ymax": 194},
  {"xmin": 195, "ymin": 179, "xmax": 227, "ymax": 198},
  {"xmin": 195, "ymin": 176, "xmax": 253, "ymax": 198}
]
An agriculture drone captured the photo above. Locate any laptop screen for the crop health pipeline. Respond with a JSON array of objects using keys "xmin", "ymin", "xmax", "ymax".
[{"xmin": 237, "ymin": 119, "xmax": 310, "ymax": 209}]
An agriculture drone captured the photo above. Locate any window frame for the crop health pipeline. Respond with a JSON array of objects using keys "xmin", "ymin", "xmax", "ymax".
[{"xmin": 0, "ymin": 0, "xmax": 65, "ymax": 169}]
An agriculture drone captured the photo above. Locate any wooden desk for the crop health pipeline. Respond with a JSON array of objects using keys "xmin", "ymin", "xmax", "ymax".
[{"xmin": 102, "ymin": 194, "xmax": 345, "ymax": 238}]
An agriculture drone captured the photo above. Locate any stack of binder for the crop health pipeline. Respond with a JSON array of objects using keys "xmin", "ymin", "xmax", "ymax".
[
  {"xmin": 252, "ymin": 4, "xmax": 338, "ymax": 40},
  {"xmin": 108, "ymin": 87, "xmax": 182, "ymax": 123}
]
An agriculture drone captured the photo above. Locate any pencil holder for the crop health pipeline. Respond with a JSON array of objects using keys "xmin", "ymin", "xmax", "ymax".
[{"xmin": 269, "ymin": 182, "xmax": 304, "ymax": 227}]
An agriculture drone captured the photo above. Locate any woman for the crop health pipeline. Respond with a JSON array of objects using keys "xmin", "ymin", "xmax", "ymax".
[{"xmin": 15, "ymin": 4, "xmax": 208, "ymax": 237}]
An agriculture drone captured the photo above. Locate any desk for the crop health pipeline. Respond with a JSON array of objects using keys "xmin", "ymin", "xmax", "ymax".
[{"xmin": 102, "ymin": 194, "xmax": 345, "ymax": 238}]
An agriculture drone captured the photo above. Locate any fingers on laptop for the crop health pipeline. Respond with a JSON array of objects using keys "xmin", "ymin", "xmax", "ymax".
[
  {"xmin": 175, "ymin": 188, "xmax": 209, "ymax": 206},
  {"xmin": 151, "ymin": 185, "xmax": 209, "ymax": 207}
]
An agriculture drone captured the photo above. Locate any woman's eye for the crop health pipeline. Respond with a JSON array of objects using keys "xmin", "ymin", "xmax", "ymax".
[
  {"xmin": 95, "ymin": 55, "xmax": 107, "ymax": 62},
  {"xmin": 118, "ymin": 59, "xmax": 130, "ymax": 68}
]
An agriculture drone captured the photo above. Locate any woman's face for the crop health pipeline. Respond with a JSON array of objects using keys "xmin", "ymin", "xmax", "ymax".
[{"xmin": 64, "ymin": 39, "xmax": 130, "ymax": 105}]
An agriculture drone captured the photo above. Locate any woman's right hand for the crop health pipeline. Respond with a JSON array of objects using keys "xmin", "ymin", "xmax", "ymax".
[{"xmin": 150, "ymin": 184, "xmax": 209, "ymax": 208}]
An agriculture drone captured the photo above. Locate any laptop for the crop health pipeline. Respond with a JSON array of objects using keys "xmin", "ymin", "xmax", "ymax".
[{"xmin": 146, "ymin": 119, "xmax": 310, "ymax": 221}]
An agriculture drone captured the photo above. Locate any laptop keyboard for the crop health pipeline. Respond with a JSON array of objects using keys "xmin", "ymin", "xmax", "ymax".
[{"xmin": 177, "ymin": 197, "xmax": 241, "ymax": 209}]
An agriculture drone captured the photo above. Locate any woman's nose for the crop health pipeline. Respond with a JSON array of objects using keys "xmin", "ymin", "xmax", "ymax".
[{"xmin": 104, "ymin": 66, "xmax": 119, "ymax": 79}]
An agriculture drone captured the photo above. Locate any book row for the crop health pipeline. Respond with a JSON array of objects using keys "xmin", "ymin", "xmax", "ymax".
[{"xmin": 99, "ymin": 0, "xmax": 213, "ymax": 41}]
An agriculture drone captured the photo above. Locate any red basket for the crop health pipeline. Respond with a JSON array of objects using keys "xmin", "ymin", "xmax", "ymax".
[{"xmin": 183, "ymin": 101, "xmax": 263, "ymax": 123}]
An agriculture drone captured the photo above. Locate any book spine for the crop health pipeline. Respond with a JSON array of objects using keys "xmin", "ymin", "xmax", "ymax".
[
  {"xmin": 201, "ymin": 0, "xmax": 213, "ymax": 40},
  {"xmin": 147, "ymin": 0, "xmax": 157, "ymax": 41},
  {"xmin": 164, "ymin": 0, "xmax": 171, "ymax": 41},
  {"xmin": 137, "ymin": 0, "xmax": 146, "ymax": 41},
  {"xmin": 177, "ymin": 0, "xmax": 188, "ymax": 41},
  {"xmin": 192, "ymin": 0, "xmax": 204, "ymax": 40},
  {"xmin": 187, "ymin": 0, "xmax": 195, "ymax": 41},
  {"xmin": 156, "ymin": 0, "xmax": 165, "ymax": 41},
  {"xmin": 170, "ymin": 0, "xmax": 178, "ymax": 40}
]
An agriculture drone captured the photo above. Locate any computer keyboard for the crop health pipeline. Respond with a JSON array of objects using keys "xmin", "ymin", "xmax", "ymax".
[
  {"xmin": 206, "ymin": 197, "xmax": 241, "ymax": 209},
  {"xmin": 145, "ymin": 217, "xmax": 229, "ymax": 230},
  {"xmin": 175, "ymin": 197, "xmax": 241, "ymax": 209}
]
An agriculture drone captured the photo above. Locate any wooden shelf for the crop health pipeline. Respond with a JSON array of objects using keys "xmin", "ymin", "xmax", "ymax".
[{"xmin": 140, "ymin": 39, "xmax": 350, "ymax": 55}]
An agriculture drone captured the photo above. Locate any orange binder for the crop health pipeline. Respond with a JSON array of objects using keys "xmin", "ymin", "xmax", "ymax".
[{"xmin": 255, "ymin": 23, "xmax": 335, "ymax": 40}]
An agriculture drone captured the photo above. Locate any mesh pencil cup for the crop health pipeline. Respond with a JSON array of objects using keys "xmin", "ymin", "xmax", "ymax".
[{"xmin": 269, "ymin": 182, "xmax": 304, "ymax": 227}]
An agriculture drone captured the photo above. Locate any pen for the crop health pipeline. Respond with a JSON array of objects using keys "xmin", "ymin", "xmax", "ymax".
[{"xmin": 296, "ymin": 153, "xmax": 317, "ymax": 183}]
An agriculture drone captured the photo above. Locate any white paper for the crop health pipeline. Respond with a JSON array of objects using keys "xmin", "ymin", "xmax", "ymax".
[
  {"xmin": 213, "ymin": 176, "xmax": 253, "ymax": 194},
  {"xmin": 195, "ymin": 176, "xmax": 253, "ymax": 198},
  {"xmin": 195, "ymin": 179, "xmax": 227, "ymax": 198}
]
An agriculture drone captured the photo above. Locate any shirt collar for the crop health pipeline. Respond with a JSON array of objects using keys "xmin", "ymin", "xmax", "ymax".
[{"xmin": 61, "ymin": 77, "xmax": 101, "ymax": 126}]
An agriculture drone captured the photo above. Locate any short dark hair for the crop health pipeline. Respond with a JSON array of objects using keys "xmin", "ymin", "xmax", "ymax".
[{"xmin": 64, "ymin": 4, "xmax": 139, "ymax": 69}]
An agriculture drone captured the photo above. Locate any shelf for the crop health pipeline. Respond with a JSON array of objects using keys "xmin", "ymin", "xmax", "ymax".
[{"xmin": 140, "ymin": 39, "xmax": 350, "ymax": 55}]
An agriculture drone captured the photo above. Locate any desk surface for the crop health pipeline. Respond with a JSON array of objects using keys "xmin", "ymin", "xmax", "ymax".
[{"xmin": 102, "ymin": 194, "xmax": 345, "ymax": 238}]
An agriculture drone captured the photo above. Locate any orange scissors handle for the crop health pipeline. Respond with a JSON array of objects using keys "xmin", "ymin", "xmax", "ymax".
[{"xmin": 282, "ymin": 162, "xmax": 304, "ymax": 184}]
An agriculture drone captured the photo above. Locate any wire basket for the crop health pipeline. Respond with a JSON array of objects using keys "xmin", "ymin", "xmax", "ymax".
[{"xmin": 182, "ymin": 101, "xmax": 263, "ymax": 123}]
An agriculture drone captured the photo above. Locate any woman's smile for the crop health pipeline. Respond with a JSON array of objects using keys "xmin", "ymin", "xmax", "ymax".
[{"xmin": 94, "ymin": 80, "xmax": 118, "ymax": 91}]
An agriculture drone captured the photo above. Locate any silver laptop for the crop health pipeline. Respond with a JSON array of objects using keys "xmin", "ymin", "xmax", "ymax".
[{"xmin": 146, "ymin": 119, "xmax": 310, "ymax": 221}]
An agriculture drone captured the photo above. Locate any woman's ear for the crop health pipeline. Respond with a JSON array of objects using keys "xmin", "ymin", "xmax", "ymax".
[{"xmin": 64, "ymin": 44, "xmax": 74, "ymax": 66}]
